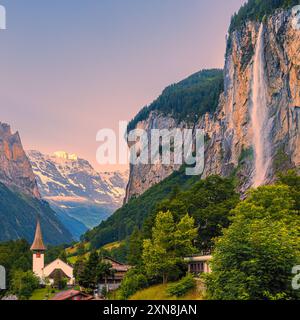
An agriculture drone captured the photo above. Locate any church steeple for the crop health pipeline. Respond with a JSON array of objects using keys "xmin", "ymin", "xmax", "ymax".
[
  {"xmin": 31, "ymin": 218, "xmax": 46, "ymax": 280},
  {"xmin": 31, "ymin": 218, "xmax": 46, "ymax": 251}
]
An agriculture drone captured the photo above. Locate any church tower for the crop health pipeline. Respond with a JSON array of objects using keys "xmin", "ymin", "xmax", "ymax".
[{"xmin": 31, "ymin": 218, "xmax": 46, "ymax": 279}]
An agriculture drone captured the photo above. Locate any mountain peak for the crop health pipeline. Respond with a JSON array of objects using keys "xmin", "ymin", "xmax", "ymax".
[
  {"xmin": 53, "ymin": 151, "xmax": 78, "ymax": 161},
  {"xmin": 0, "ymin": 123, "xmax": 40, "ymax": 198},
  {"xmin": 27, "ymin": 150, "xmax": 129, "ymax": 238},
  {"xmin": 0, "ymin": 122, "xmax": 12, "ymax": 135}
]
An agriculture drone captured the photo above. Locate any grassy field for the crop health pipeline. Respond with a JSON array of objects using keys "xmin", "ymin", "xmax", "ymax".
[
  {"xmin": 30, "ymin": 288, "xmax": 60, "ymax": 300},
  {"xmin": 102, "ymin": 241, "xmax": 122, "ymax": 251},
  {"xmin": 66, "ymin": 242, "xmax": 91, "ymax": 264},
  {"xmin": 66, "ymin": 242, "xmax": 91, "ymax": 255},
  {"xmin": 129, "ymin": 282, "xmax": 203, "ymax": 301},
  {"xmin": 66, "ymin": 241, "xmax": 123, "ymax": 264}
]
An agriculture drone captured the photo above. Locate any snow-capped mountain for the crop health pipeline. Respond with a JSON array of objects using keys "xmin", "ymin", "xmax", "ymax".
[{"xmin": 27, "ymin": 150, "xmax": 128, "ymax": 239}]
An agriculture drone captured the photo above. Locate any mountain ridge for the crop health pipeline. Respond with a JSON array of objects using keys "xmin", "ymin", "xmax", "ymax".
[{"xmin": 27, "ymin": 150, "xmax": 128, "ymax": 239}]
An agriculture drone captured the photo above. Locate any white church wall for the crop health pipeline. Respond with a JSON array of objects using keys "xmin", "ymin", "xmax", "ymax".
[
  {"xmin": 43, "ymin": 259, "xmax": 75, "ymax": 285},
  {"xmin": 33, "ymin": 253, "xmax": 45, "ymax": 280}
]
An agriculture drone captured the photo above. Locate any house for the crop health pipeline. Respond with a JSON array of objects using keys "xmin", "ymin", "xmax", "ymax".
[
  {"xmin": 98, "ymin": 257, "xmax": 131, "ymax": 293},
  {"xmin": 31, "ymin": 219, "xmax": 75, "ymax": 286},
  {"xmin": 51, "ymin": 289, "xmax": 93, "ymax": 301},
  {"xmin": 184, "ymin": 254, "xmax": 212, "ymax": 274}
]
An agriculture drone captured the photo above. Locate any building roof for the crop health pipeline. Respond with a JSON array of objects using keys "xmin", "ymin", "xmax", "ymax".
[
  {"xmin": 184, "ymin": 255, "xmax": 212, "ymax": 263},
  {"xmin": 44, "ymin": 258, "xmax": 73, "ymax": 271},
  {"xmin": 104, "ymin": 257, "xmax": 131, "ymax": 272},
  {"xmin": 30, "ymin": 219, "xmax": 46, "ymax": 251},
  {"xmin": 50, "ymin": 290, "xmax": 93, "ymax": 301}
]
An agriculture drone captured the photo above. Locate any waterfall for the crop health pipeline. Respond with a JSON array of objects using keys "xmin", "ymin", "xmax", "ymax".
[{"xmin": 251, "ymin": 24, "xmax": 271, "ymax": 188}]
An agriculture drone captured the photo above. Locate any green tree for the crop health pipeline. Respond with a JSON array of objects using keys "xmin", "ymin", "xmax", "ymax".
[
  {"xmin": 81, "ymin": 251, "xmax": 99, "ymax": 290},
  {"xmin": 11, "ymin": 270, "xmax": 40, "ymax": 300},
  {"xmin": 154, "ymin": 175, "xmax": 239, "ymax": 250},
  {"xmin": 278, "ymin": 170, "xmax": 300, "ymax": 210},
  {"xmin": 96, "ymin": 261, "xmax": 113, "ymax": 288},
  {"xmin": 45, "ymin": 244, "xmax": 67, "ymax": 265},
  {"xmin": 142, "ymin": 211, "xmax": 197, "ymax": 284},
  {"xmin": 76, "ymin": 242, "xmax": 86, "ymax": 257},
  {"xmin": 118, "ymin": 268, "xmax": 148, "ymax": 300},
  {"xmin": 53, "ymin": 269, "xmax": 67, "ymax": 290},
  {"xmin": 58, "ymin": 250, "xmax": 68, "ymax": 263},
  {"xmin": 0, "ymin": 240, "xmax": 31, "ymax": 297},
  {"xmin": 127, "ymin": 227, "xmax": 143, "ymax": 266},
  {"xmin": 206, "ymin": 185, "xmax": 300, "ymax": 300},
  {"xmin": 229, "ymin": 0, "xmax": 300, "ymax": 33},
  {"xmin": 73, "ymin": 256, "xmax": 87, "ymax": 287}
]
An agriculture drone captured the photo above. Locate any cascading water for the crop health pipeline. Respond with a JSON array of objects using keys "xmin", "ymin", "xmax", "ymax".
[{"xmin": 251, "ymin": 24, "xmax": 271, "ymax": 188}]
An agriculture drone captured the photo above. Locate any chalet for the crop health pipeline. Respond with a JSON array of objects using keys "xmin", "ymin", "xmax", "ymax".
[
  {"xmin": 98, "ymin": 257, "xmax": 131, "ymax": 292},
  {"xmin": 51, "ymin": 289, "xmax": 93, "ymax": 301},
  {"xmin": 184, "ymin": 254, "xmax": 212, "ymax": 275}
]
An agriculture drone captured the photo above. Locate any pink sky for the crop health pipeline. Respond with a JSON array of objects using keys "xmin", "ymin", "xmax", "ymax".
[{"xmin": 0, "ymin": 0, "xmax": 245, "ymax": 171}]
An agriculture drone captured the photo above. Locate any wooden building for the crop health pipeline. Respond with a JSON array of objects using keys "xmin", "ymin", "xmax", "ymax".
[{"xmin": 98, "ymin": 257, "xmax": 131, "ymax": 293}]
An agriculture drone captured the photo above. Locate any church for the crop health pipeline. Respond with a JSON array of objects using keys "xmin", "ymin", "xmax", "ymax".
[{"xmin": 31, "ymin": 219, "xmax": 75, "ymax": 286}]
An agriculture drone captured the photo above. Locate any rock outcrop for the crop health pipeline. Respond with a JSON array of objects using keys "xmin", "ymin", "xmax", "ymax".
[
  {"xmin": 0, "ymin": 123, "xmax": 40, "ymax": 198},
  {"xmin": 125, "ymin": 7, "xmax": 300, "ymax": 201},
  {"xmin": 0, "ymin": 123, "xmax": 73, "ymax": 244}
]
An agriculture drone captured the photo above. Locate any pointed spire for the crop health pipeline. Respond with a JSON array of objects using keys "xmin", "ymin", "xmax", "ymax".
[{"xmin": 30, "ymin": 218, "xmax": 46, "ymax": 251}]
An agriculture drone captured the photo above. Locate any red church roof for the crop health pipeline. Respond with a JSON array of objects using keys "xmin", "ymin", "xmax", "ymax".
[{"xmin": 30, "ymin": 219, "xmax": 46, "ymax": 251}]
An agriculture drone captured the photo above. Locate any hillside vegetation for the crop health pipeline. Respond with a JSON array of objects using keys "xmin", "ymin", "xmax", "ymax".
[
  {"xmin": 229, "ymin": 0, "xmax": 300, "ymax": 32},
  {"xmin": 84, "ymin": 170, "xmax": 239, "ymax": 272},
  {"xmin": 206, "ymin": 172, "xmax": 300, "ymax": 300},
  {"xmin": 84, "ymin": 166, "xmax": 239, "ymax": 252},
  {"xmin": 127, "ymin": 69, "xmax": 224, "ymax": 132},
  {"xmin": 128, "ymin": 282, "xmax": 203, "ymax": 301},
  {"xmin": 83, "ymin": 167, "xmax": 201, "ymax": 249},
  {"xmin": 0, "ymin": 183, "xmax": 73, "ymax": 244}
]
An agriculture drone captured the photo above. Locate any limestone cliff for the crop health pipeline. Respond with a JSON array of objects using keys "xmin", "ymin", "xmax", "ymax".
[
  {"xmin": 125, "ymin": 7, "xmax": 300, "ymax": 201},
  {"xmin": 0, "ymin": 123, "xmax": 40, "ymax": 198},
  {"xmin": 0, "ymin": 123, "xmax": 73, "ymax": 244}
]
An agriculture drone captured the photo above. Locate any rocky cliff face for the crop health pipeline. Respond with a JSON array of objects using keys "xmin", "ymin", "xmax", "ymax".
[
  {"xmin": 0, "ymin": 123, "xmax": 40, "ymax": 198},
  {"xmin": 125, "ymin": 7, "xmax": 300, "ymax": 201},
  {"xmin": 124, "ymin": 112, "xmax": 183, "ymax": 202},
  {"xmin": 0, "ymin": 123, "xmax": 73, "ymax": 244}
]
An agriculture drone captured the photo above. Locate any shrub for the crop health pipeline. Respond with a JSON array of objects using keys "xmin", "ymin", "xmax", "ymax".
[
  {"xmin": 118, "ymin": 269, "xmax": 148, "ymax": 300},
  {"xmin": 167, "ymin": 274, "xmax": 196, "ymax": 297},
  {"xmin": 10, "ymin": 270, "xmax": 40, "ymax": 300}
]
